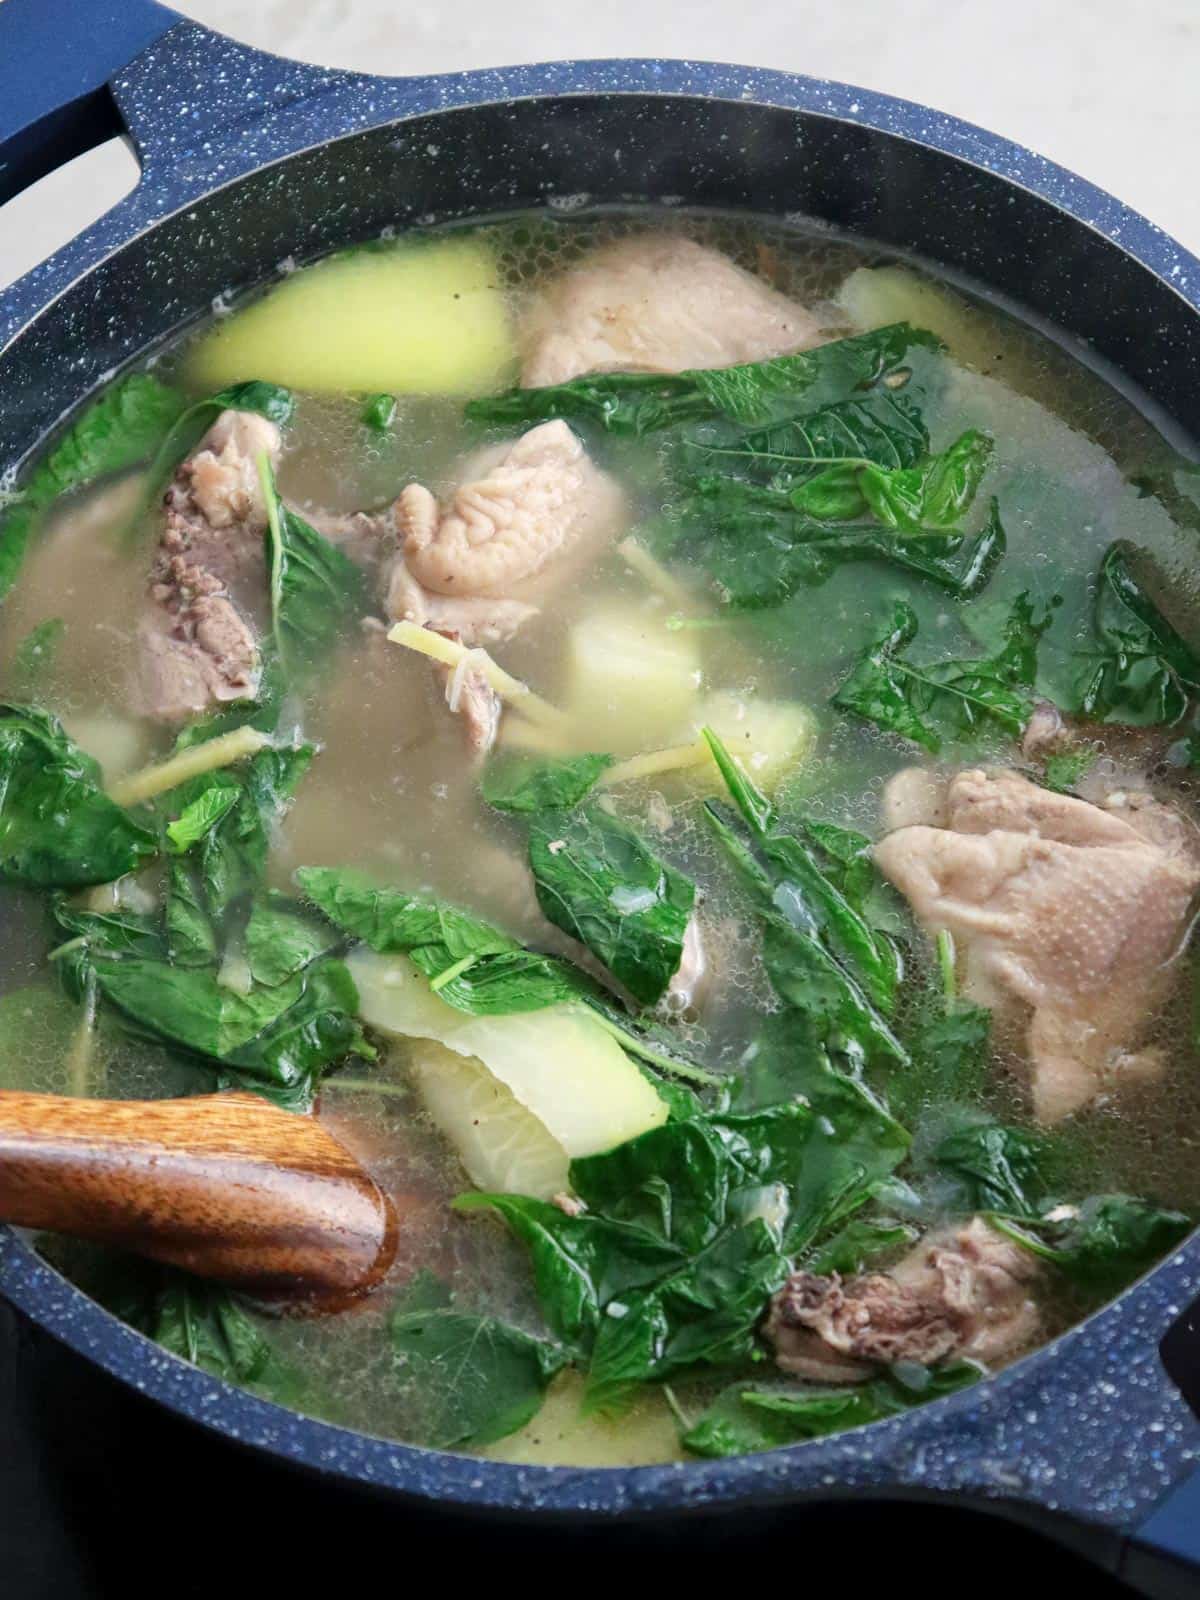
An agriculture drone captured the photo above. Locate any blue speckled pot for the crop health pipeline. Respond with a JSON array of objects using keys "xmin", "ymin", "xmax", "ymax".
[{"xmin": 3, "ymin": 3, "xmax": 1200, "ymax": 1589}]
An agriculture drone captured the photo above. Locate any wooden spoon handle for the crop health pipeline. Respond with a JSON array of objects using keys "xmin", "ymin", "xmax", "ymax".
[{"xmin": 0, "ymin": 1090, "xmax": 397, "ymax": 1304}]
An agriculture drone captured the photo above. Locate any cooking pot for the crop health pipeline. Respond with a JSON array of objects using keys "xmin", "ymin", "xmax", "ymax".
[{"xmin": 3, "ymin": 2, "xmax": 1200, "ymax": 1590}]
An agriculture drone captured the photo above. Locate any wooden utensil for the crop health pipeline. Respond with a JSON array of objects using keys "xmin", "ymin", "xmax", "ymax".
[{"xmin": 0, "ymin": 1089, "xmax": 398, "ymax": 1305}]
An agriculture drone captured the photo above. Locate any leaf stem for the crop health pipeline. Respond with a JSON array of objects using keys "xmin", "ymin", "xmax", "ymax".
[
  {"xmin": 429, "ymin": 954, "xmax": 478, "ymax": 992},
  {"xmin": 586, "ymin": 1009, "xmax": 724, "ymax": 1087},
  {"xmin": 322, "ymin": 1074, "xmax": 411, "ymax": 1099},
  {"xmin": 937, "ymin": 929, "xmax": 957, "ymax": 1007}
]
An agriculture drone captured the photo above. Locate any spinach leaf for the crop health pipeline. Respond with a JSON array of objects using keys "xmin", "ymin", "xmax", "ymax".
[
  {"xmin": 702, "ymin": 729, "xmax": 905, "ymax": 1065},
  {"xmin": 481, "ymin": 751, "xmax": 613, "ymax": 813},
  {"xmin": 153, "ymin": 1277, "xmax": 274, "ymax": 1384},
  {"xmin": 9, "ymin": 618, "xmax": 66, "ymax": 690},
  {"xmin": 1075, "ymin": 543, "xmax": 1200, "ymax": 726},
  {"xmin": 164, "ymin": 861, "xmax": 219, "ymax": 968},
  {"xmin": 260, "ymin": 457, "xmax": 367, "ymax": 682},
  {"xmin": 529, "ymin": 807, "xmax": 696, "ymax": 1007},
  {"xmin": 583, "ymin": 1219, "xmax": 789, "ymax": 1414},
  {"xmin": 296, "ymin": 865, "xmax": 593, "ymax": 1014},
  {"xmin": 832, "ymin": 592, "xmax": 1049, "ymax": 752},
  {"xmin": 465, "ymin": 324, "xmax": 941, "ymax": 436},
  {"xmin": 0, "ymin": 704, "xmax": 156, "ymax": 886},
  {"xmin": 853, "ymin": 429, "xmax": 993, "ymax": 532},
  {"xmin": 244, "ymin": 891, "xmax": 342, "ymax": 987},
  {"xmin": 361, "ymin": 393, "xmax": 397, "ymax": 432},
  {"xmin": 930, "ymin": 1122, "xmax": 1048, "ymax": 1216},
  {"xmin": 0, "ymin": 373, "xmax": 185, "ymax": 598},
  {"xmin": 806, "ymin": 1216, "xmax": 919, "ymax": 1276},
  {"xmin": 389, "ymin": 1307, "xmax": 568, "ymax": 1448},
  {"xmin": 89, "ymin": 954, "xmax": 371, "ymax": 1111},
  {"xmin": 995, "ymin": 1196, "xmax": 1191, "ymax": 1295},
  {"xmin": 682, "ymin": 1362, "xmax": 982, "ymax": 1458},
  {"xmin": 453, "ymin": 1194, "xmax": 687, "ymax": 1352}
]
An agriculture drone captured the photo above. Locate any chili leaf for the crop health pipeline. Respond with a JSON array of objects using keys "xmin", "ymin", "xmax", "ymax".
[
  {"xmin": 388, "ymin": 1308, "xmax": 568, "ymax": 1448},
  {"xmin": 0, "ymin": 704, "xmax": 156, "ymax": 887},
  {"xmin": 854, "ymin": 429, "xmax": 993, "ymax": 531},
  {"xmin": 888, "ymin": 1002, "xmax": 993, "ymax": 1124},
  {"xmin": 529, "ymin": 808, "xmax": 696, "ymax": 1007},
  {"xmin": 806, "ymin": 1216, "xmax": 919, "ymax": 1276},
  {"xmin": 931, "ymin": 1122, "xmax": 1048, "ymax": 1216},
  {"xmin": 360, "ymin": 393, "xmax": 397, "ymax": 431},
  {"xmin": 244, "ymin": 891, "xmax": 342, "ymax": 987},
  {"xmin": 163, "ymin": 785, "xmax": 241, "ymax": 853},
  {"xmin": 9, "ymin": 618, "xmax": 66, "ymax": 690},
  {"xmin": 465, "ymin": 323, "xmax": 942, "ymax": 436},
  {"xmin": 1075, "ymin": 543, "xmax": 1200, "ymax": 726},
  {"xmin": 1042, "ymin": 747, "xmax": 1096, "ymax": 793},
  {"xmin": 682, "ymin": 1363, "xmax": 983, "ymax": 1458},
  {"xmin": 260, "ymin": 457, "xmax": 367, "ymax": 681},
  {"xmin": 996, "ymin": 1195, "xmax": 1191, "ymax": 1295},
  {"xmin": 832, "ymin": 592, "xmax": 1048, "ymax": 752},
  {"xmin": 481, "ymin": 751, "xmax": 614, "ymax": 813}
]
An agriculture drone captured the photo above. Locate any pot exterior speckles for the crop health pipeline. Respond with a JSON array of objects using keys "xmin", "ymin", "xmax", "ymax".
[{"xmin": 2, "ymin": 14, "xmax": 1200, "ymax": 1579}]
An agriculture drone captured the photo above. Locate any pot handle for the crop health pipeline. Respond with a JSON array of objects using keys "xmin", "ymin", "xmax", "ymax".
[{"xmin": 0, "ymin": 0, "xmax": 181, "ymax": 206}]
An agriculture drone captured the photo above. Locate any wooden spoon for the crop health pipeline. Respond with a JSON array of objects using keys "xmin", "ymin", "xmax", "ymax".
[{"xmin": 0, "ymin": 1089, "xmax": 398, "ymax": 1305}]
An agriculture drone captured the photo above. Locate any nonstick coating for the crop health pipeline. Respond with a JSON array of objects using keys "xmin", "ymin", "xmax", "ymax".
[{"xmin": 2, "ymin": 26, "xmax": 1200, "ymax": 1565}]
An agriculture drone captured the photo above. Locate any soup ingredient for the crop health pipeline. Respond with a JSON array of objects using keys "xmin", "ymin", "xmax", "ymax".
[
  {"xmin": 702, "ymin": 728, "xmax": 905, "ymax": 1065},
  {"xmin": 682, "ymin": 1361, "xmax": 982, "ymax": 1458},
  {"xmin": 482, "ymin": 1370, "xmax": 684, "ymax": 1465},
  {"xmin": 836, "ymin": 265, "xmax": 1005, "ymax": 372},
  {"xmin": 346, "ymin": 949, "xmax": 668, "ymax": 1179},
  {"xmin": 875, "ymin": 767, "xmax": 1200, "ymax": 1122},
  {"xmin": 567, "ymin": 606, "xmax": 701, "ymax": 751},
  {"xmin": 1042, "ymin": 746, "xmax": 1096, "ymax": 794},
  {"xmin": 1075, "ymin": 542, "xmax": 1200, "ymax": 726},
  {"xmin": 690, "ymin": 691, "xmax": 815, "ymax": 792},
  {"xmin": 137, "ymin": 409, "xmax": 279, "ymax": 722},
  {"xmin": 259, "ymin": 456, "xmax": 367, "ymax": 682},
  {"xmin": 396, "ymin": 420, "xmax": 625, "ymax": 602},
  {"xmin": 992, "ymin": 1195, "xmax": 1191, "ymax": 1295},
  {"xmin": 0, "ymin": 372, "xmax": 185, "ymax": 599},
  {"xmin": 438, "ymin": 648, "xmax": 502, "ymax": 759},
  {"xmin": 529, "ymin": 808, "xmax": 697, "ymax": 1008},
  {"xmin": 389, "ymin": 1303, "xmax": 568, "ymax": 1450},
  {"xmin": 0, "ymin": 704, "xmax": 156, "ymax": 887},
  {"xmin": 9, "ymin": 617, "xmax": 67, "ymax": 690},
  {"xmin": 519, "ymin": 235, "xmax": 826, "ymax": 387},
  {"xmin": 188, "ymin": 236, "xmax": 516, "ymax": 395},
  {"xmin": 473, "ymin": 320, "xmax": 939, "ymax": 436},
  {"xmin": 361, "ymin": 393, "xmax": 397, "ymax": 432},
  {"xmin": 385, "ymin": 564, "xmax": 538, "ymax": 646},
  {"xmin": 766, "ymin": 1216, "xmax": 1041, "ymax": 1382},
  {"xmin": 833, "ymin": 593, "xmax": 1049, "ymax": 753},
  {"xmin": 386, "ymin": 621, "xmax": 566, "ymax": 730},
  {"xmin": 481, "ymin": 750, "xmax": 614, "ymax": 813}
]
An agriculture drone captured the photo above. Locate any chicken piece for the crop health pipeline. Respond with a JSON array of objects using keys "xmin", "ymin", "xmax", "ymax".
[
  {"xmin": 1020, "ymin": 700, "xmax": 1069, "ymax": 761},
  {"xmin": 385, "ymin": 557, "xmax": 537, "ymax": 647},
  {"xmin": 520, "ymin": 235, "xmax": 826, "ymax": 387},
  {"xmin": 397, "ymin": 421, "xmax": 624, "ymax": 600},
  {"xmin": 766, "ymin": 1217, "xmax": 1040, "ymax": 1383},
  {"xmin": 135, "ymin": 409, "xmax": 280, "ymax": 722},
  {"xmin": 875, "ymin": 767, "xmax": 1200, "ymax": 1122}
]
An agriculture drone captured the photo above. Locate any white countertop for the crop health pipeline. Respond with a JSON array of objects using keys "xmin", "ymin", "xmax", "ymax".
[{"xmin": 2, "ymin": 0, "xmax": 1198, "ymax": 288}]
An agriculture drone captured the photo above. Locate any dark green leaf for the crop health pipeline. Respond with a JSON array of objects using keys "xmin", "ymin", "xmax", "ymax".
[
  {"xmin": 164, "ymin": 859, "xmax": 219, "ymax": 968},
  {"xmin": 806, "ymin": 1216, "xmax": 919, "ymax": 1276},
  {"xmin": 931, "ymin": 1122, "xmax": 1048, "ymax": 1216},
  {"xmin": 388, "ymin": 1308, "xmax": 567, "ymax": 1448},
  {"xmin": 9, "ymin": 618, "xmax": 66, "ymax": 690},
  {"xmin": 856, "ymin": 429, "xmax": 993, "ymax": 531},
  {"xmin": 529, "ymin": 807, "xmax": 696, "ymax": 1007},
  {"xmin": 682, "ymin": 1362, "xmax": 982, "ymax": 1457},
  {"xmin": 163, "ymin": 785, "xmax": 240, "ymax": 852},
  {"xmin": 481, "ymin": 751, "xmax": 614, "ymax": 814},
  {"xmin": 153, "ymin": 1278, "xmax": 273, "ymax": 1384},
  {"xmin": 361, "ymin": 393, "xmax": 397, "ymax": 431},
  {"xmin": 465, "ymin": 324, "xmax": 942, "ymax": 436},
  {"xmin": 889, "ymin": 1002, "xmax": 992, "ymax": 1124},
  {"xmin": 0, "ymin": 703, "xmax": 156, "ymax": 886},
  {"xmin": 261, "ymin": 458, "xmax": 367, "ymax": 682},
  {"xmin": 1042, "ymin": 748, "xmax": 1096, "ymax": 793},
  {"xmin": 1074, "ymin": 543, "xmax": 1200, "ymax": 726},
  {"xmin": 244, "ymin": 891, "xmax": 342, "ymax": 987},
  {"xmin": 997, "ymin": 1195, "xmax": 1191, "ymax": 1295},
  {"xmin": 832, "ymin": 592, "xmax": 1048, "ymax": 752}
]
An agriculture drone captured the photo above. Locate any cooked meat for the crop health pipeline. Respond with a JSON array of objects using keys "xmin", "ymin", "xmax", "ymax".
[
  {"xmin": 520, "ymin": 235, "xmax": 826, "ymax": 386},
  {"xmin": 385, "ymin": 557, "xmax": 537, "ymax": 646},
  {"xmin": 880, "ymin": 765, "xmax": 948, "ymax": 832},
  {"xmin": 434, "ymin": 635, "xmax": 501, "ymax": 760},
  {"xmin": 663, "ymin": 913, "xmax": 708, "ymax": 1015},
  {"xmin": 766, "ymin": 1217, "xmax": 1040, "ymax": 1382},
  {"xmin": 303, "ymin": 505, "xmax": 391, "ymax": 575},
  {"xmin": 875, "ymin": 767, "xmax": 1200, "ymax": 1122},
  {"xmin": 1020, "ymin": 700, "xmax": 1069, "ymax": 760},
  {"xmin": 397, "ymin": 421, "xmax": 624, "ymax": 599},
  {"xmin": 135, "ymin": 409, "xmax": 279, "ymax": 721}
]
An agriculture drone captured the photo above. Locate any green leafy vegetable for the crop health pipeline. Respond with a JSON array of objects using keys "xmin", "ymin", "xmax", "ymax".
[
  {"xmin": 1042, "ymin": 747, "xmax": 1096, "ymax": 793},
  {"xmin": 994, "ymin": 1196, "xmax": 1191, "ymax": 1294},
  {"xmin": 529, "ymin": 808, "xmax": 696, "ymax": 1007},
  {"xmin": 152, "ymin": 1277, "xmax": 275, "ymax": 1384},
  {"xmin": 682, "ymin": 1363, "xmax": 983, "ymax": 1457},
  {"xmin": 806, "ymin": 1215, "xmax": 920, "ymax": 1276},
  {"xmin": 1075, "ymin": 543, "xmax": 1200, "ymax": 726},
  {"xmin": 0, "ymin": 703, "xmax": 156, "ymax": 886},
  {"xmin": 466, "ymin": 324, "xmax": 942, "ymax": 436},
  {"xmin": 164, "ymin": 785, "xmax": 240, "ymax": 852},
  {"xmin": 852, "ymin": 429, "xmax": 993, "ymax": 532},
  {"xmin": 481, "ymin": 751, "xmax": 614, "ymax": 813},
  {"xmin": 244, "ymin": 891, "xmax": 342, "ymax": 988},
  {"xmin": 0, "ymin": 373, "xmax": 185, "ymax": 597},
  {"xmin": 259, "ymin": 456, "xmax": 367, "ymax": 682},
  {"xmin": 832, "ymin": 592, "xmax": 1049, "ymax": 752},
  {"xmin": 702, "ymin": 729, "xmax": 905, "ymax": 1065},
  {"xmin": 296, "ymin": 864, "xmax": 595, "ymax": 1015},
  {"xmin": 388, "ymin": 1307, "xmax": 568, "ymax": 1448},
  {"xmin": 888, "ymin": 1002, "xmax": 992, "ymax": 1124},
  {"xmin": 361, "ymin": 393, "xmax": 397, "ymax": 431},
  {"xmin": 930, "ymin": 1122, "xmax": 1048, "ymax": 1216},
  {"xmin": 9, "ymin": 618, "xmax": 66, "ymax": 690}
]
